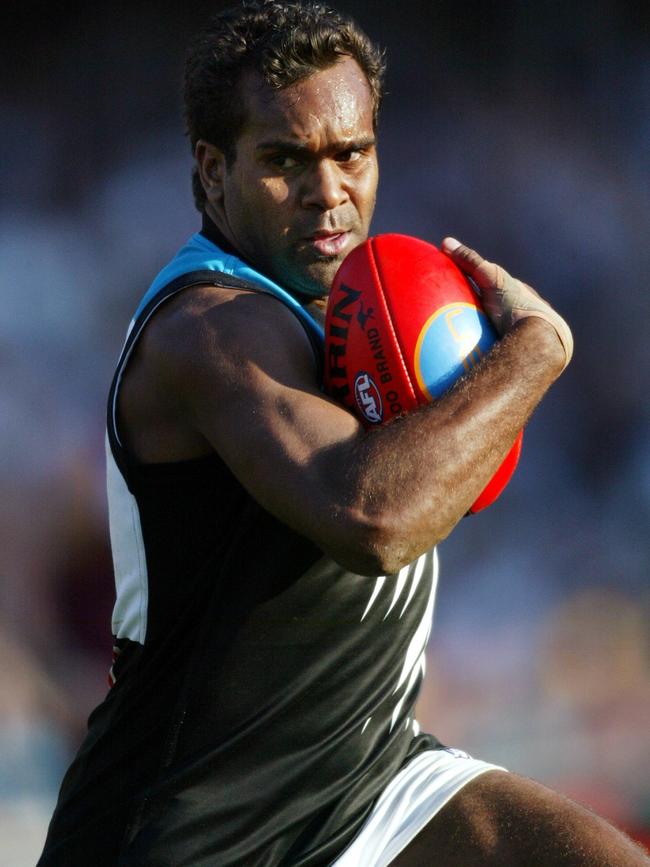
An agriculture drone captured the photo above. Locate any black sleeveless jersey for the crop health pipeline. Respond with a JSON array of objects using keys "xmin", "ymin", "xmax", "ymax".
[{"xmin": 39, "ymin": 230, "xmax": 441, "ymax": 866}]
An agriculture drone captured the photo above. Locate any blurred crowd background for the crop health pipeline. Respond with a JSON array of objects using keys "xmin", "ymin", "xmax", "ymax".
[{"xmin": 1, "ymin": 0, "xmax": 649, "ymax": 862}]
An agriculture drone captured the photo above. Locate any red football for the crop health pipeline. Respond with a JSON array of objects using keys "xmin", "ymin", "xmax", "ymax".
[{"xmin": 324, "ymin": 233, "xmax": 523, "ymax": 514}]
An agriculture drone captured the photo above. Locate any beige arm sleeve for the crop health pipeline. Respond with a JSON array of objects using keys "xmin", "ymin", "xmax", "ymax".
[{"xmin": 481, "ymin": 266, "xmax": 574, "ymax": 371}]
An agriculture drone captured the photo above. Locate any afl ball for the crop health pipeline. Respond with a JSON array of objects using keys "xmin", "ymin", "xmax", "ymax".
[{"xmin": 324, "ymin": 233, "xmax": 523, "ymax": 514}]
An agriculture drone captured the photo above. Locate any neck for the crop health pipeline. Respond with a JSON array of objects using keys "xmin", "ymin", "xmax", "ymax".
[
  {"xmin": 199, "ymin": 211, "xmax": 326, "ymax": 307},
  {"xmin": 201, "ymin": 210, "xmax": 241, "ymax": 258}
]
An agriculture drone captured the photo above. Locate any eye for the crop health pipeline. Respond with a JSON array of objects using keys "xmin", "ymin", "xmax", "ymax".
[
  {"xmin": 336, "ymin": 149, "xmax": 363, "ymax": 163},
  {"xmin": 269, "ymin": 154, "xmax": 301, "ymax": 171}
]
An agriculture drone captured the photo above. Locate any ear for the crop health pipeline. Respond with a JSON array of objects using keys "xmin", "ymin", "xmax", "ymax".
[{"xmin": 195, "ymin": 140, "xmax": 227, "ymax": 206}]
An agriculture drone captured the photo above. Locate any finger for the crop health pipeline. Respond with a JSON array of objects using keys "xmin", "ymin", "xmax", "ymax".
[{"xmin": 441, "ymin": 237, "xmax": 502, "ymax": 291}]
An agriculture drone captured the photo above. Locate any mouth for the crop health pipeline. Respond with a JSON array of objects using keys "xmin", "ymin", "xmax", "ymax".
[{"xmin": 306, "ymin": 230, "xmax": 351, "ymax": 257}]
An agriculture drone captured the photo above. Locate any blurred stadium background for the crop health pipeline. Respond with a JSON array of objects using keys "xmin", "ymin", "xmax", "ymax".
[{"xmin": 1, "ymin": 0, "xmax": 648, "ymax": 862}]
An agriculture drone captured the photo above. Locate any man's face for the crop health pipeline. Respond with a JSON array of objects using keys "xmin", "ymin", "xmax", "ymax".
[{"xmin": 212, "ymin": 57, "xmax": 378, "ymax": 296}]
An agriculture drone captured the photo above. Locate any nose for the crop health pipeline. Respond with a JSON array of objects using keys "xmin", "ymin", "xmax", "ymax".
[{"xmin": 301, "ymin": 159, "xmax": 349, "ymax": 211}]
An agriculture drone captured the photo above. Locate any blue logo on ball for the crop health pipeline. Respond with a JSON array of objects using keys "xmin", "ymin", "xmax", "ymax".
[{"xmin": 414, "ymin": 303, "xmax": 497, "ymax": 400}]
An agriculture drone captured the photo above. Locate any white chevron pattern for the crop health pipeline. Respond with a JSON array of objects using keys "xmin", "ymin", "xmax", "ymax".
[{"xmin": 359, "ymin": 549, "xmax": 439, "ymax": 734}]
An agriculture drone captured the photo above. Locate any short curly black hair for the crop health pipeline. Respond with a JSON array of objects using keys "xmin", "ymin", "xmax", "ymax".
[{"xmin": 184, "ymin": 0, "xmax": 385, "ymax": 211}]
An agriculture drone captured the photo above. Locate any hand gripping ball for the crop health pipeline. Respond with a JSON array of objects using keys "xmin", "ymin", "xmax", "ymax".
[{"xmin": 324, "ymin": 233, "xmax": 523, "ymax": 514}]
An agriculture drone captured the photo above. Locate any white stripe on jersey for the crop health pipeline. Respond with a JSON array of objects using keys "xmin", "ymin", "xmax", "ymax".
[{"xmin": 106, "ymin": 435, "xmax": 148, "ymax": 644}]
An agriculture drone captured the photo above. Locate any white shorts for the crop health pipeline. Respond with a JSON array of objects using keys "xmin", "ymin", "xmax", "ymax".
[{"xmin": 332, "ymin": 747, "xmax": 506, "ymax": 867}]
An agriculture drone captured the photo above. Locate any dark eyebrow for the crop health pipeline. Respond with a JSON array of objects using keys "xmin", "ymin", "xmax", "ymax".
[{"xmin": 255, "ymin": 136, "xmax": 376, "ymax": 156}]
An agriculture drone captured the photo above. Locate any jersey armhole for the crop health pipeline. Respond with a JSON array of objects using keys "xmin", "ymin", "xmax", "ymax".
[{"xmin": 106, "ymin": 269, "xmax": 324, "ymax": 488}]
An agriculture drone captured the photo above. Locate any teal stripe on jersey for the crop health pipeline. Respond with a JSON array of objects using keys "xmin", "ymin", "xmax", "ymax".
[{"xmin": 133, "ymin": 232, "xmax": 324, "ymax": 348}]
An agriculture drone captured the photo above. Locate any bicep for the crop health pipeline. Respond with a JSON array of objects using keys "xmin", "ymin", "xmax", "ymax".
[{"xmin": 179, "ymin": 291, "xmax": 364, "ymax": 542}]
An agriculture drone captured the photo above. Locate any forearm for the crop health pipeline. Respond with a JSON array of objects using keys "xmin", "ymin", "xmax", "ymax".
[
  {"xmin": 173, "ymin": 270, "xmax": 568, "ymax": 576},
  {"xmin": 323, "ymin": 317, "xmax": 564, "ymax": 574}
]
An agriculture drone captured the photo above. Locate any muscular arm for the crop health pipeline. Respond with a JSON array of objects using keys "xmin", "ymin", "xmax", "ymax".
[
  {"xmin": 344, "ymin": 316, "xmax": 561, "ymax": 568},
  {"xmin": 120, "ymin": 241, "xmax": 568, "ymax": 576}
]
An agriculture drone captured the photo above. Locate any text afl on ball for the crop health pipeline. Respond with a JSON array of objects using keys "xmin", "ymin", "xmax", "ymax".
[{"xmin": 323, "ymin": 233, "xmax": 524, "ymax": 514}]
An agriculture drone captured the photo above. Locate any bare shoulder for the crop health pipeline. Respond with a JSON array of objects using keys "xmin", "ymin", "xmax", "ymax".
[
  {"xmin": 147, "ymin": 283, "xmax": 319, "ymax": 388},
  {"xmin": 118, "ymin": 282, "xmax": 326, "ymax": 464}
]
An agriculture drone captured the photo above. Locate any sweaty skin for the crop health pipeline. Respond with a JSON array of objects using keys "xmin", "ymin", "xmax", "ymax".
[
  {"xmin": 119, "ymin": 57, "xmax": 568, "ymax": 576},
  {"xmin": 196, "ymin": 58, "xmax": 378, "ymax": 297},
  {"xmin": 114, "ymin": 54, "xmax": 650, "ymax": 867},
  {"xmin": 121, "ymin": 278, "xmax": 564, "ymax": 576}
]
